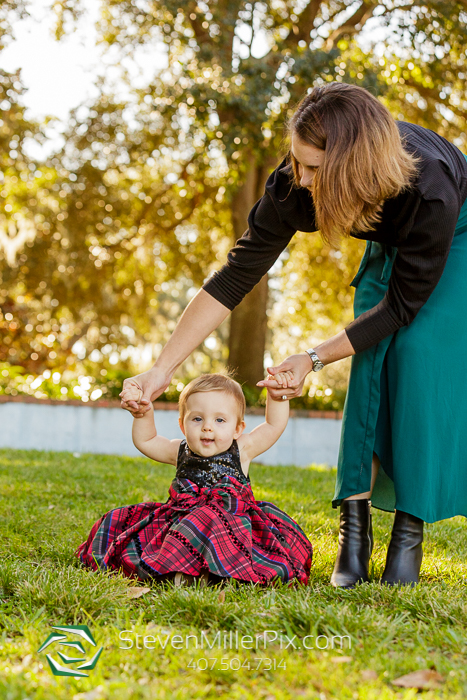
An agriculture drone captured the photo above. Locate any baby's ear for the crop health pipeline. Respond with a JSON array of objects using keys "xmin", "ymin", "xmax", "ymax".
[
  {"xmin": 178, "ymin": 417, "xmax": 186, "ymax": 436},
  {"xmin": 234, "ymin": 420, "xmax": 246, "ymax": 439}
]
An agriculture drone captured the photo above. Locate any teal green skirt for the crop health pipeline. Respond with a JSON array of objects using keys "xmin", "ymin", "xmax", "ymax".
[{"xmin": 333, "ymin": 183, "xmax": 467, "ymax": 523}]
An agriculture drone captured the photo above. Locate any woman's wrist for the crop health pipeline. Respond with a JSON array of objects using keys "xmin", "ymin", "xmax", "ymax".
[
  {"xmin": 308, "ymin": 330, "xmax": 355, "ymax": 366},
  {"xmin": 302, "ymin": 349, "xmax": 316, "ymax": 371},
  {"xmin": 152, "ymin": 355, "xmax": 176, "ymax": 378}
]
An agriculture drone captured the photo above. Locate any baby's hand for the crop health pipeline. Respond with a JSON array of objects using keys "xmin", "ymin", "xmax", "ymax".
[
  {"xmin": 120, "ymin": 384, "xmax": 152, "ymax": 418},
  {"xmin": 119, "ymin": 384, "xmax": 149, "ymax": 418},
  {"xmin": 268, "ymin": 370, "xmax": 294, "ymax": 390},
  {"xmin": 120, "ymin": 384, "xmax": 143, "ymax": 403},
  {"xmin": 264, "ymin": 371, "xmax": 294, "ymax": 402}
]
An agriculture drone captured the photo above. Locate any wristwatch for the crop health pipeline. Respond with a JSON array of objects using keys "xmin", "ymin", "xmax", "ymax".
[{"xmin": 306, "ymin": 348, "xmax": 325, "ymax": 372}]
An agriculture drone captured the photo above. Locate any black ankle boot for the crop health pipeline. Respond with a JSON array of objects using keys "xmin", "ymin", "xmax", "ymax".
[
  {"xmin": 381, "ymin": 510, "xmax": 423, "ymax": 587},
  {"xmin": 331, "ymin": 499, "xmax": 373, "ymax": 588}
]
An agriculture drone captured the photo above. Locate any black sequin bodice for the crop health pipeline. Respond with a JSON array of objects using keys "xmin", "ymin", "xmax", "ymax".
[{"xmin": 175, "ymin": 439, "xmax": 250, "ymax": 488}]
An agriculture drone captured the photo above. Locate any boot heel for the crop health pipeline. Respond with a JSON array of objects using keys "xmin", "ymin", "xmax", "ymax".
[{"xmin": 331, "ymin": 499, "xmax": 373, "ymax": 589}]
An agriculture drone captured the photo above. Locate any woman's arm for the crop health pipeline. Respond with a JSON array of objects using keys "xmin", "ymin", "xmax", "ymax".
[
  {"xmin": 155, "ymin": 289, "xmax": 230, "ymax": 376},
  {"xmin": 122, "ymin": 165, "xmax": 309, "ymax": 416},
  {"xmin": 256, "ymin": 331, "xmax": 355, "ymax": 400},
  {"xmin": 121, "ymin": 159, "xmax": 315, "ymax": 416},
  {"xmin": 259, "ymin": 180, "xmax": 462, "ymax": 398},
  {"xmin": 121, "ymin": 290, "xmax": 230, "ymax": 416},
  {"xmin": 345, "ymin": 191, "xmax": 460, "ymax": 353},
  {"xmin": 203, "ymin": 170, "xmax": 313, "ymax": 310}
]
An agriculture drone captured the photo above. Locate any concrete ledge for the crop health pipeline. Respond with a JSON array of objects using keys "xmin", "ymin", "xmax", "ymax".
[
  {"xmin": 0, "ymin": 395, "xmax": 343, "ymax": 419},
  {"xmin": 0, "ymin": 397, "xmax": 342, "ymax": 467}
]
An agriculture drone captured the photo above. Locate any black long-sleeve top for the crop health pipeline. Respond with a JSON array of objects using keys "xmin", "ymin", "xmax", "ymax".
[{"xmin": 203, "ymin": 122, "xmax": 467, "ymax": 353}]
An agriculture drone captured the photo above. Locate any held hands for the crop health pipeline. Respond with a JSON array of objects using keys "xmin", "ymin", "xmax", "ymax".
[
  {"xmin": 120, "ymin": 384, "xmax": 144, "ymax": 404},
  {"xmin": 256, "ymin": 353, "xmax": 314, "ymax": 401},
  {"xmin": 263, "ymin": 371, "xmax": 294, "ymax": 401},
  {"xmin": 120, "ymin": 366, "xmax": 171, "ymax": 418}
]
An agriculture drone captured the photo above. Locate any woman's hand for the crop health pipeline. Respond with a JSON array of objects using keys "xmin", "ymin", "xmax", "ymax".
[
  {"xmin": 256, "ymin": 353, "xmax": 313, "ymax": 400},
  {"xmin": 264, "ymin": 371, "xmax": 294, "ymax": 401},
  {"xmin": 120, "ymin": 366, "xmax": 172, "ymax": 418}
]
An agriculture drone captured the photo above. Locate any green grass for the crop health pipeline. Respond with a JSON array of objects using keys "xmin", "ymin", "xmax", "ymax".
[{"xmin": 1, "ymin": 448, "xmax": 466, "ymax": 699}]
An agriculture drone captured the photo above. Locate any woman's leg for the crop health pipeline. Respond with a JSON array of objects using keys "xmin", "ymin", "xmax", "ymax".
[
  {"xmin": 344, "ymin": 452, "xmax": 380, "ymax": 500},
  {"xmin": 330, "ymin": 453, "xmax": 379, "ymax": 588}
]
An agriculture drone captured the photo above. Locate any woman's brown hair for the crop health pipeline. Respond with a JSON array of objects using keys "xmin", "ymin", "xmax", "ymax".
[{"xmin": 286, "ymin": 82, "xmax": 419, "ymax": 245}]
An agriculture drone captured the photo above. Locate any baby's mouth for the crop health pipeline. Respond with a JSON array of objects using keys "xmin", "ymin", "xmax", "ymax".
[{"xmin": 201, "ymin": 438, "xmax": 214, "ymax": 446}]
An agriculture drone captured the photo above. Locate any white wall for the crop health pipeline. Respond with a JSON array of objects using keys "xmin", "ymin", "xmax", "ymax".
[{"xmin": 0, "ymin": 402, "xmax": 341, "ymax": 467}]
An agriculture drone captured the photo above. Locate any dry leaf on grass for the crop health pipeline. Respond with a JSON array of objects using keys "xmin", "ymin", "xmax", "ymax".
[
  {"xmin": 126, "ymin": 587, "xmax": 151, "ymax": 599},
  {"xmin": 361, "ymin": 669, "xmax": 378, "ymax": 681},
  {"xmin": 391, "ymin": 669, "xmax": 445, "ymax": 689},
  {"xmin": 218, "ymin": 590, "xmax": 226, "ymax": 603},
  {"xmin": 330, "ymin": 656, "xmax": 352, "ymax": 663}
]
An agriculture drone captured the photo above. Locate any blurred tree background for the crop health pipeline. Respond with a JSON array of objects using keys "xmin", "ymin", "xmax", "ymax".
[{"xmin": 1, "ymin": 0, "xmax": 466, "ymax": 407}]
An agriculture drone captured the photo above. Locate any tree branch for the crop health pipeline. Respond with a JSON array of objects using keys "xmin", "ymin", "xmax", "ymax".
[
  {"xmin": 248, "ymin": 3, "xmax": 255, "ymax": 52},
  {"xmin": 296, "ymin": 0, "xmax": 323, "ymax": 44},
  {"xmin": 378, "ymin": 3, "xmax": 418, "ymax": 17},
  {"xmin": 280, "ymin": 0, "xmax": 324, "ymax": 51},
  {"xmin": 325, "ymin": 1, "xmax": 379, "ymax": 50},
  {"xmin": 185, "ymin": 1, "xmax": 212, "ymax": 47},
  {"xmin": 61, "ymin": 321, "xmax": 93, "ymax": 353}
]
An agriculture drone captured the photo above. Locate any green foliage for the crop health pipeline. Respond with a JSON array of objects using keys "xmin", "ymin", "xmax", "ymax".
[
  {"xmin": 1, "ymin": 1, "xmax": 467, "ymax": 397},
  {"xmin": 0, "ymin": 363, "xmax": 346, "ymax": 410},
  {"xmin": 1, "ymin": 448, "xmax": 467, "ymax": 698}
]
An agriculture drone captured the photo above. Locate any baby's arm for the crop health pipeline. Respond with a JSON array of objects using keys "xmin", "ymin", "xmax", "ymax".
[
  {"xmin": 238, "ymin": 373, "xmax": 290, "ymax": 462},
  {"xmin": 120, "ymin": 386, "xmax": 181, "ymax": 465}
]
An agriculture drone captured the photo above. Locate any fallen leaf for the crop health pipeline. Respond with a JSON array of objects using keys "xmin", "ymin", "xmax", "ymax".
[
  {"xmin": 361, "ymin": 669, "xmax": 378, "ymax": 681},
  {"xmin": 391, "ymin": 669, "xmax": 445, "ymax": 689},
  {"xmin": 330, "ymin": 656, "xmax": 352, "ymax": 663},
  {"xmin": 218, "ymin": 590, "xmax": 225, "ymax": 603},
  {"xmin": 48, "ymin": 504, "xmax": 55, "ymax": 510},
  {"xmin": 126, "ymin": 587, "xmax": 151, "ymax": 599}
]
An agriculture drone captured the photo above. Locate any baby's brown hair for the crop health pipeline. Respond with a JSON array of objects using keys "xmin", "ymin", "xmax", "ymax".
[{"xmin": 179, "ymin": 373, "xmax": 246, "ymax": 424}]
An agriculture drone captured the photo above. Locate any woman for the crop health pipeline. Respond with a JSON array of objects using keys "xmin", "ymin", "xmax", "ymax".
[{"xmin": 121, "ymin": 82, "xmax": 467, "ymax": 588}]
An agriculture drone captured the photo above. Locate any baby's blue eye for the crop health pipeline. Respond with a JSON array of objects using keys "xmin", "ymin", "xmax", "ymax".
[
  {"xmin": 193, "ymin": 417, "xmax": 202, "ymax": 422},
  {"xmin": 215, "ymin": 418, "xmax": 225, "ymax": 423}
]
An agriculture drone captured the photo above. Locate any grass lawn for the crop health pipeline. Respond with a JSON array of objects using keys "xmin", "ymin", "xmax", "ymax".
[{"xmin": 1, "ymin": 448, "xmax": 466, "ymax": 699}]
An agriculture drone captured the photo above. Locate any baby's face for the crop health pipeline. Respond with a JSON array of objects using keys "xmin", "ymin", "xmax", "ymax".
[{"xmin": 180, "ymin": 391, "xmax": 245, "ymax": 457}]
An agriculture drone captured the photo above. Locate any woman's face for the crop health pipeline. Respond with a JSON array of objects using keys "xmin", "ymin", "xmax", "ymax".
[{"xmin": 291, "ymin": 133, "xmax": 325, "ymax": 190}]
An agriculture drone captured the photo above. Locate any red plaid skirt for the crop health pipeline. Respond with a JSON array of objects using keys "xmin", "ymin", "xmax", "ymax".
[{"xmin": 76, "ymin": 475, "xmax": 313, "ymax": 585}]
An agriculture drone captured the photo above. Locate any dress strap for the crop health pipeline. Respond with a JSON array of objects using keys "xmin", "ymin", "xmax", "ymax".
[{"xmin": 229, "ymin": 440, "xmax": 248, "ymax": 481}]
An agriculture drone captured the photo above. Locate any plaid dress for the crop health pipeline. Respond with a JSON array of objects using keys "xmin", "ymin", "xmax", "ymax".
[{"xmin": 76, "ymin": 440, "xmax": 313, "ymax": 585}]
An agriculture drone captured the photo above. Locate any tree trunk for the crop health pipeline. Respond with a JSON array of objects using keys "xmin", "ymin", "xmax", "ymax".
[{"xmin": 228, "ymin": 154, "xmax": 277, "ymax": 388}]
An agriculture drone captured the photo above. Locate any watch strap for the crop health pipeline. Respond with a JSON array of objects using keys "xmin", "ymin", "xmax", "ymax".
[{"xmin": 306, "ymin": 348, "xmax": 324, "ymax": 372}]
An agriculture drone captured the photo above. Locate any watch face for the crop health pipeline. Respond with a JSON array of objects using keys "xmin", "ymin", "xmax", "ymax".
[
  {"xmin": 311, "ymin": 355, "xmax": 324, "ymax": 371},
  {"xmin": 307, "ymin": 350, "xmax": 323, "ymax": 371}
]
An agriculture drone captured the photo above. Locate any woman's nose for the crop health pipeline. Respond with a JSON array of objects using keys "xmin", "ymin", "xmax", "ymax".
[{"xmin": 300, "ymin": 172, "xmax": 314, "ymax": 188}]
